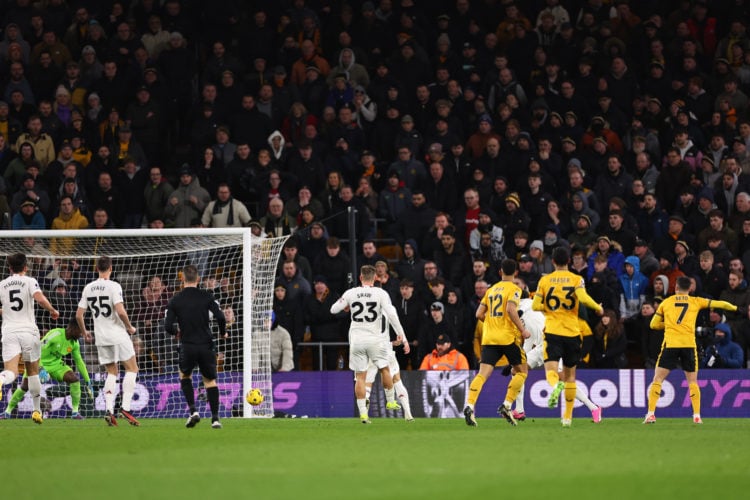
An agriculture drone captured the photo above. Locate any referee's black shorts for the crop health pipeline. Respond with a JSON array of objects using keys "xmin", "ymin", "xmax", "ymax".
[{"xmin": 179, "ymin": 343, "xmax": 217, "ymax": 380}]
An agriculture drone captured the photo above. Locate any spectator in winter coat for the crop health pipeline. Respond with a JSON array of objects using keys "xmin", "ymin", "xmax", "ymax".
[
  {"xmin": 305, "ymin": 275, "xmax": 345, "ymax": 371},
  {"xmin": 377, "ymin": 171, "xmax": 411, "ymax": 232},
  {"xmin": 619, "ymin": 256, "xmax": 649, "ymax": 321},
  {"xmin": 11, "ymin": 199, "xmax": 45, "ymax": 229},
  {"xmin": 567, "ymin": 185, "xmax": 600, "ymax": 231},
  {"xmin": 270, "ymin": 314, "xmax": 294, "ymax": 372},
  {"xmin": 587, "ymin": 235, "xmax": 626, "ymax": 280},
  {"xmin": 592, "ymin": 309, "xmax": 628, "ymax": 368},
  {"xmin": 702, "ymin": 323, "xmax": 744, "ymax": 369},
  {"xmin": 143, "ymin": 166, "xmax": 173, "ymax": 226},
  {"xmin": 164, "ymin": 164, "xmax": 210, "ymax": 228},
  {"xmin": 419, "ymin": 332, "xmax": 470, "ymax": 371},
  {"xmin": 650, "ymin": 251, "xmax": 688, "ymax": 296},
  {"xmin": 469, "ymin": 210, "xmax": 504, "ymax": 261},
  {"xmin": 417, "ymin": 301, "xmax": 453, "ymax": 362},
  {"xmin": 201, "ymin": 184, "xmax": 252, "ymax": 228},
  {"xmin": 312, "ymin": 237, "xmax": 351, "ymax": 296},
  {"xmin": 273, "ymin": 283, "xmax": 305, "ymax": 369},
  {"xmin": 433, "ymin": 225, "xmax": 470, "ymax": 287},
  {"xmin": 633, "ymin": 238, "xmax": 659, "ymax": 278},
  {"xmin": 394, "ymin": 279, "xmax": 424, "ymax": 370},
  {"xmin": 394, "ymin": 239, "xmax": 426, "ymax": 284},
  {"xmin": 718, "ymin": 270, "xmax": 750, "ymax": 330},
  {"xmin": 260, "ymin": 197, "xmax": 297, "ymax": 237},
  {"xmin": 639, "ymin": 299, "xmax": 664, "ymax": 369}
]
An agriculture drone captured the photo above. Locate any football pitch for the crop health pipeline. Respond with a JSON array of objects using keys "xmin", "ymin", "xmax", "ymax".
[{"xmin": 2, "ymin": 417, "xmax": 747, "ymax": 499}]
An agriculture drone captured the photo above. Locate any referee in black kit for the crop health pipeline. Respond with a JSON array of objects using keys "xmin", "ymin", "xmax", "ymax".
[{"xmin": 165, "ymin": 265, "xmax": 227, "ymax": 429}]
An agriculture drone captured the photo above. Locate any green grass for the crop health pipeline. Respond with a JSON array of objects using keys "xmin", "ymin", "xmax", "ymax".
[{"xmin": 2, "ymin": 417, "xmax": 747, "ymax": 499}]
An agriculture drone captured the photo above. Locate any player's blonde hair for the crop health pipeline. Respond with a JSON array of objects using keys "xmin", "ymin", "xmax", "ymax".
[{"xmin": 360, "ymin": 265, "xmax": 376, "ymax": 282}]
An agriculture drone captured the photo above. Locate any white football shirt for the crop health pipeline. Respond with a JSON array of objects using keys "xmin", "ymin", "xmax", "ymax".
[
  {"xmin": 78, "ymin": 278, "xmax": 128, "ymax": 346},
  {"xmin": 330, "ymin": 285, "xmax": 406, "ymax": 342},
  {"xmin": 519, "ymin": 298, "xmax": 545, "ymax": 356},
  {"xmin": 0, "ymin": 274, "xmax": 41, "ymax": 335}
]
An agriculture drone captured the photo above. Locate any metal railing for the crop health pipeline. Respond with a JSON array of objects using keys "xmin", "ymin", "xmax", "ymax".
[{"xmin": 297, "ymin": 341, "xmax": 349, "ymax": 370}]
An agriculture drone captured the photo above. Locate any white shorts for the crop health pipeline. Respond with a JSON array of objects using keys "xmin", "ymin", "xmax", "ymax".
[
  {"xmin": 97, "ymin": 340, "xmax": 136, "ymax": 365},
  {"xmin": 366, "ymin": 349, "xmax": 399, "ymax": 383},
  {"xmin": 526, "ymin": 346, "xmax": 545, "ymax": 370},
  {"xmin": 1, "ymin": 330, "xmax": 41, "ymax": 363},
  {"xmin": 350, "ymin": 341, "xmax": 390, "ymax": 373}
]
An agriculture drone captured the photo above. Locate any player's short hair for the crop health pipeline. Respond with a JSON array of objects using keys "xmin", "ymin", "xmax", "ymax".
[
  {"xmin": 7, "ymin": 252, "xmax": 26, "ymax": 273},
  {"xmin": 183, "ymin": 265, "xmax": 199, "ymax": 283},
  {"xmin": 501, "ymin": 258, "xmax": 517, "ymax": 276},
  {"xmin": 552, "ymin": 246, "xmax": 570, "ymax": 266},
  {"xmin": 360, "ymin": 265, "xmax": 376, "ymax": 281},
  {"xmin": 96, "ymin": 255, "xmax": 112, "ymax": 272},
  {"xmin": 67, "ymin": 318, "xmax": 81, "ymax": 334},
  {"xmin": 675, "ymin": 276, "xmax": 691, "ymax": 292}
]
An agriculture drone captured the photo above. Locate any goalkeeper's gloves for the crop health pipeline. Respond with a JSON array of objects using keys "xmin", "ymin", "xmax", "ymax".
[
  {"xmin": 38, "ymin": 368, "xmax": 50, "ymax": 384},
  {"xmin": 86, "ymin": 382, "xmax": 95, "ymax": 399}
]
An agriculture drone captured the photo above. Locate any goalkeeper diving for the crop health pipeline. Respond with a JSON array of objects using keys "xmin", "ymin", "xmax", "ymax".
[{"xmin": 3, "ymin": 319, "xmax": 94, "ymax": 419}]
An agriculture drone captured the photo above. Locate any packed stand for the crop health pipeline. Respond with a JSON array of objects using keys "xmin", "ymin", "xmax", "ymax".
[{"xmin": 1, "ymin": 0, "xmax": 750, "ymax": 372}]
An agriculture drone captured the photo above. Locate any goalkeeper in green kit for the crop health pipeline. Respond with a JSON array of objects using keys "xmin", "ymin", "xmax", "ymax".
[{"xmin": 2, "ymin": 319, "xmax": 93, "ymax": 419}]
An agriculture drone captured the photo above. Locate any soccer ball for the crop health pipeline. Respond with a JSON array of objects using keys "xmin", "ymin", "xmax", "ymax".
[{"xmin": 246, "ymin": 388, "xmax": 264, "ymax": 406}]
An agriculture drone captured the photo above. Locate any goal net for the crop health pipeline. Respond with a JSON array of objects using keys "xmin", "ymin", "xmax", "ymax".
[{"xmin": 0, "ymin": 229, "xmax": 288, "ymax": 419}]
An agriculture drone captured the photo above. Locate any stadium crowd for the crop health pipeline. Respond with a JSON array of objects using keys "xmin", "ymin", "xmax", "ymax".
[{"xmin": 1, "ymin": 0, "xmax": 750, "ymax": 372}]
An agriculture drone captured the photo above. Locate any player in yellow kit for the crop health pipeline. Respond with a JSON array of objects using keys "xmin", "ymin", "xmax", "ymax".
[
  {"xmin": 533, "ymin": 247, "xmax": 603, "ymax": 427},
  {"xmin": 645, "ymin": 276, "xmax": 737, "ymax": 424},
  {"xmin": 463, "ymin": 259, "xmax": 531, "ymax": 427}
]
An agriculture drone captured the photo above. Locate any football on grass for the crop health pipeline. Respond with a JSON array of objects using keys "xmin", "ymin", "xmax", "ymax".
[{"xmin": 246, "ymin": 388, "xmax": 264, "ymax": 406}]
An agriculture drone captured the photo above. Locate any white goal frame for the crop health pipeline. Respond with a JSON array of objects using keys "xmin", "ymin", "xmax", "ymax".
[{"xmin": 0, "ymin": 228, "xmax": 287, "ymax": 419}]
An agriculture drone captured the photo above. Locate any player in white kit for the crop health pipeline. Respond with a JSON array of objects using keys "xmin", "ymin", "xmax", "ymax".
[
  {"xmin": 0, "ymin": 253, "xmax": 59, "ymax": 424},
  {"xmin": 510, "ymin": 298, "xmax": 601, "ymax": 422},
  {"xmin": 365, "ymin": 322, "xmax": 414, "ymax": 421},
  {"xmin": 76, "ymin": 256, "xmax": 140, "ymax": 426},
  {"xmin": 330, "ymin": 265, "xmax": 407, "ymax": 423}
]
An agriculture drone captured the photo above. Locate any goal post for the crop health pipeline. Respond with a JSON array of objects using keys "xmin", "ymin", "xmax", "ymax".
[{"xmin": 0, "ymin": 228, "xmax": 288, "ymax": 419}]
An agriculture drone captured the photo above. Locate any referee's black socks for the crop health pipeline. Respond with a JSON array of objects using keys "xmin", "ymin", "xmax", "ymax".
[
  {"xmin": 207, "ymin": 386, "xmax": 220, "ymax": 421},
  {"xmin": 181, "ymin": 378, "xmax": 196, "ymax": 413}
]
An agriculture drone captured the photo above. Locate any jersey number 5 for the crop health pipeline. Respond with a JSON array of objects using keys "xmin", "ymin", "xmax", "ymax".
[
  {"xmin": 87, "ymin": 296, "xmax": 112, "ymax": 318},
  {"xmin": 351, "ymin": 301, "xmax": 377, "ymax": 322},
  {"xmin": 8, "ymin": 289, "xmax": 23, "ymax": 311}
]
